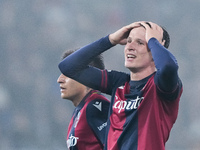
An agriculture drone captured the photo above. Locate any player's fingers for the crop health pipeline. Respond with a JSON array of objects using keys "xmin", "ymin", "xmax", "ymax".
[
  {"xmin": 126, "ymin": 22, "xmax": 141, "ymax": 29},
  {"xmin": 139, "ymin": 21, "xmax": 151, "ymax": 30},
  {"xmin": 148, "ymin": 22, "xmax": 163, "ymax": 33}
]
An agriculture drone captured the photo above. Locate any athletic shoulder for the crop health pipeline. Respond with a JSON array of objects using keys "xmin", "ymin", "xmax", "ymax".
[
  {"xmin": 86, "ymin": 97, "xmax": 110, "ymax": 115},
  {"xmin": 86, "ymin": 94, "xmax": 110, "ymax": 144},
  {"xmin": 107, "ymin": 70, "xmax": 130, "ymax": 87},
  {"xmin": 156, "ymin": 77, "xmax": 183, "ymax": 101}
]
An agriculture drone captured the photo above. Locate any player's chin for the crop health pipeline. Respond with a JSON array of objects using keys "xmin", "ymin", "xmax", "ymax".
[
  {"xmin": 126, "ymin": 65, "xmax": 137, "ymax": 72},
  {"xmin": 125, "ymin": 62, "xmax": 134, "ymax": 69},
  {"xmin": 61, "ymin": 94, "xmax": 67, "ymax": 99}
]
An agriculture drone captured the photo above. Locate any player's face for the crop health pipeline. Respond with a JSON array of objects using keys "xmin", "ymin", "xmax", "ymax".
[
  {"xmin": 124, "ymin": 27, "xmax": 154, "ymax": 73},
  {"xmin": 57, "ymin": 74, "xmax": 87, "ymax": 105}
]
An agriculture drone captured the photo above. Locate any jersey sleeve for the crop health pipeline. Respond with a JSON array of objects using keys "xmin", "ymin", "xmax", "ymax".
[
  {"xmin": 86, "ymin": 99, "xmax": 110, "ymax": 145},
  {"xmin": 148, "ymin": 38, "xmax": 182, "ymax": 100},
  {"xmin": 58, "ymin": 36, "xmax": 114, "ymax": 92}
]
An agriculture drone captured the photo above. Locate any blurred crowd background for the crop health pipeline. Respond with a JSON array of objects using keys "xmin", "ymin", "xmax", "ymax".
[{"xmin": 0, "ymin": 0, "xmax": 199, "ymax": 149}]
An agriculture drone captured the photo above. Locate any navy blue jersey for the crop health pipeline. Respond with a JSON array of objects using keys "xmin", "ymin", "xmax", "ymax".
[
  {"xmin": 59, "ymin": 36, "xmax": 183, "ymax": 150},
  {"xmin": 67, "ymin": 90, "xmax": 110, "ymax": 150}
]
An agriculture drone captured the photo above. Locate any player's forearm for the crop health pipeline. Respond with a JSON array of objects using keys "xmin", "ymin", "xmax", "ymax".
[
  {"xmin": 58, "ymin": 35, "xmax": 113, "ymax": 78},
  {"xmin": 148, "ymin": 38, "xmax": 179, "ymax": 92}
]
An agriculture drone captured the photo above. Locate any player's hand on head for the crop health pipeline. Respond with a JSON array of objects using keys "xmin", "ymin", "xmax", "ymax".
[
  {"xmin": 140, "ymin": 22, "xmax": 164, "ymax": 46},
  {"xmin": 109, "ymin": 22, "xmax": 141, "ymax": 45}
]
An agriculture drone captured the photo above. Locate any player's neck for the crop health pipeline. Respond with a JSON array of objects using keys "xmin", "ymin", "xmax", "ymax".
[
  {"xmin": 130, "ymin": 68, "xmax": 155, "ymax": 81},
  {"xmin": 72, "ymin": 88, "xmax": 92, "ymax": 107}
]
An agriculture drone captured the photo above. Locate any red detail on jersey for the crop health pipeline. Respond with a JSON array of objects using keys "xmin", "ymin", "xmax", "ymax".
[
  {"xmin": 67, "ymin": 90, "xmax": 109, "ymax": 150},
  {"xmin": 101, "ymin": 70, "xmax": 108, "ymax": 92},
  {"xmin": 107, "ymin": 82, "xmax": 130, "ymax": 150},
  {"xmin": 106, "ymin": 75, "xmax": 182, "ymax": 150},
  {"xmin": 137, "ymin": 77, "xmax": 182, "ymax": 150}
]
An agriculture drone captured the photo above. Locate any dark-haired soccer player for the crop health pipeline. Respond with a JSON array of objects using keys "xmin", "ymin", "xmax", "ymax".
[
  {"xmin": 58, "ymin": 21, "xmax": 183, "ymax": 150},
  {"xmin": 57, "ymin": 50, "xmax": 110, "ymax": 150}
]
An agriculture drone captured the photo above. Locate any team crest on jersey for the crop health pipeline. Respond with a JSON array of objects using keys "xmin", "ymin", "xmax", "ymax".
[
  {"xmin": 74, "ymin": 111, "xmax": 81, "ymax": 128},
  {"xmin": 67, "ymin": 134, "xmax": 79, "ymax": 149},
  {"xmin": 113, "ymin": 96, "xmax": 144, "ymax": 113}
]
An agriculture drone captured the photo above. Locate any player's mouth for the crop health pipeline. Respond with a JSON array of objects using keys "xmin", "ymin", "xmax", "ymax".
[
  {"xmin": 60, "ymin": 86, "xmax": 66, "ymax": 92},
  {"xmin": 127, "ymin": 54, "xmax": 136, "ymax": 59}
]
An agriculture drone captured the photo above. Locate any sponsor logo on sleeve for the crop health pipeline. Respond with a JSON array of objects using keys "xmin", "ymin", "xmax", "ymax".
[{"xmin": 97, "ymin": 122, "xmax": 107, "ymax": 131}]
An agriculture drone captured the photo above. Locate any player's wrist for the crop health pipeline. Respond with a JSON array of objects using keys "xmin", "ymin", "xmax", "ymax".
[{"xmin": 108, "ymin": 34, "xmax": 117, "ymax": 45}]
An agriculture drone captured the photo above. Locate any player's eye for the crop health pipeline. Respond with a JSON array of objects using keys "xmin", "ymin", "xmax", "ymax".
[
  {"xmin": 127, "ymin": 37, "xmax": 132, "ymax": 43},
  {"xmin": 137, "ymin": 40, "xmax": 144, "ymax": 45}
]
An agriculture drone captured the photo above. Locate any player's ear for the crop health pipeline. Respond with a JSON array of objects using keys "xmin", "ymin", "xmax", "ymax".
[{"xmin": 161, "ymin": 40, "xmax": 165, "ymax": 47}]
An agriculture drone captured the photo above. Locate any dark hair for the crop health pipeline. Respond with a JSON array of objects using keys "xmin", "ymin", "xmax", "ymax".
[
  {"xmin": 161, "ymin": 27, "xmax": 170, "ymax": 48},
  {"xmin": 62, "ymin": 49, "xmax": 105, "ymax": 70},
  {"xmin": 144, "ymin": 22, "xmax": 170, "ymax": 48}
]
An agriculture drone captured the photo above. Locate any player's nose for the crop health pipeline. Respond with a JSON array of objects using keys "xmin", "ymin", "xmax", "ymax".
[{"xmin": 57, "ymin": 74, "xmax": 65, "ymax": 83}]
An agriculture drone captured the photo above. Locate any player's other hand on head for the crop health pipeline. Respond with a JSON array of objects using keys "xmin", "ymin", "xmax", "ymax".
[
  {"xmin": 140, "ymin": 21, "xmax": 165, "ymax": 46},
  {"xmin": 109, "ymin": 22, "xmax": 141, "ymax": 45}
]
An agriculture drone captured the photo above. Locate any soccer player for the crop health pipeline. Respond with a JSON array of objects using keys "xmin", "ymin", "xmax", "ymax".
[
  {"xmin": 58, "ymin": 21, "xmax": 183, "ymax": 150},
  {"xmin": 57, "ymin": 50, "xmax": 110, "ymax": 150}
]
